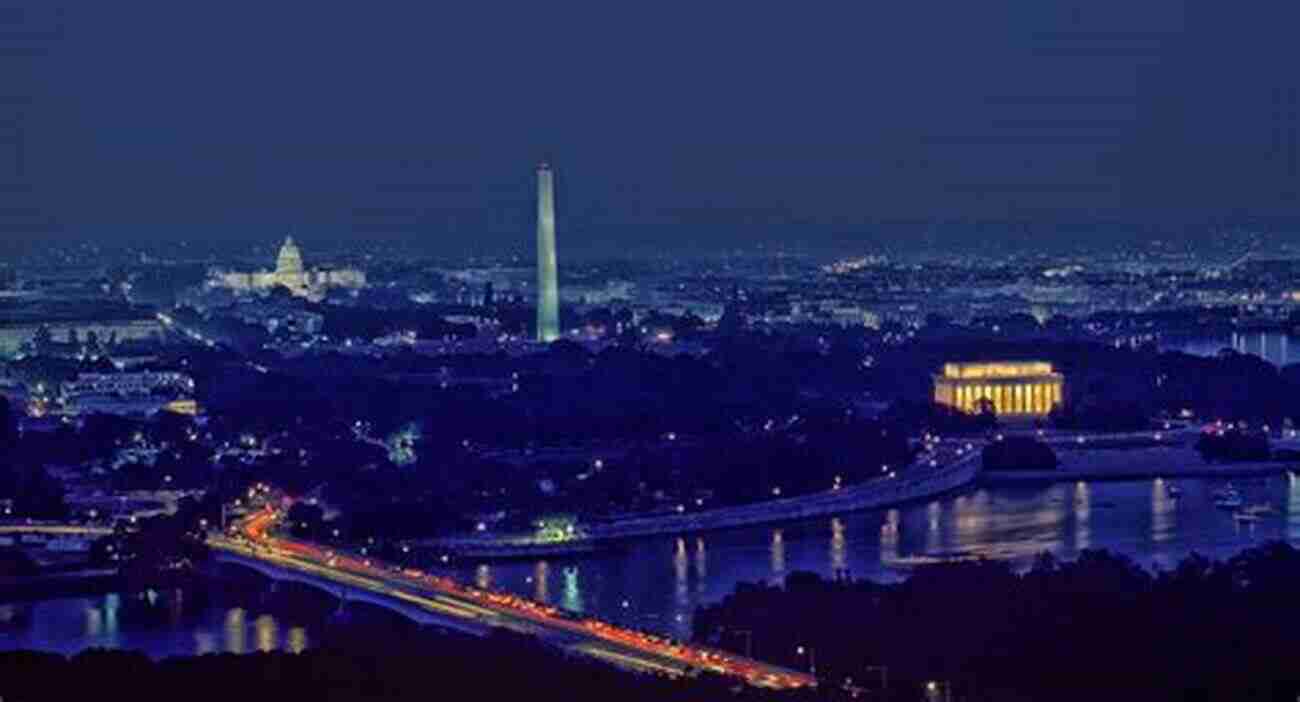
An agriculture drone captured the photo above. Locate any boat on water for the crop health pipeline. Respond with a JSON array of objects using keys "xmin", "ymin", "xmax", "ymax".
[
  {"xmin": 1213, "ymin": 483, "xmax": 1237, "ymax": 499},
  {"xmin": 1233, "ymin": 511, "xmax": 1262, "ymax": 523},
  {"xmin": 1166, "ymin": 485, "xmax": 1184, "ymax": 497},
  {"xmin": 1241, "ymin": 503, "xmax": 1275, "ymax": 515},
  {"xmin": 1215, "ymin": 493, "xmax": 1244, "ymax": 509}
]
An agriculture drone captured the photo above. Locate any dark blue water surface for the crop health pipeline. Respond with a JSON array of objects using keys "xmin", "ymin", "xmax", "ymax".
[{"xmin": 7, "ymin": 474, "xmax": 1300, "ymax": 653}]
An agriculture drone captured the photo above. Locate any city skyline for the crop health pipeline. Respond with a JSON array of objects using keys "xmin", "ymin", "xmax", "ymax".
[{"xmin": 7, "ymin": 2, "xmax": 1300, "ymax": 700}]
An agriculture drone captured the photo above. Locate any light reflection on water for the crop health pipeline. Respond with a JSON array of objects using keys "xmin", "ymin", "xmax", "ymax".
[
  {"xmin": 1, "ymin": 594, "xmax": 311, "ymax": 659},
  {"xmin": 533, "ymin": 561, "xmax": 548, "ymax": 602},
  {"xmin": 254, "ymin": 615, "xmax": 277, "ymax": 653},
  {"xmin": 12, "ymin": 476, "xmax": 1300, "ymax": 650},
  {"xmin": 287, "ymin": 626, "xmax": 308, "ymax": 654},
  {"xmin": 225, "ymin": 607, "xmax": 245, "ymax": 655},
  {"xmin": 770, "ymin": 529, "xmax": 785, "ymax": 576},
  {"xmin": 470, "ymin": 475, "xmax": 1300, "ymax": 639},
  {"xmin": 562, "ymin": 566, "xmax": 582, "ymax": 614},
  {"xmin": 830, "ymin": 518, "xmax": 846, "ymax": 572}
]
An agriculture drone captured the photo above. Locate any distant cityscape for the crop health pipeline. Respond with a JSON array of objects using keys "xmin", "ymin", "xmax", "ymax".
[{"xmin": 7, "ymin": 170, "xmax": 1300, "ymax": 699}]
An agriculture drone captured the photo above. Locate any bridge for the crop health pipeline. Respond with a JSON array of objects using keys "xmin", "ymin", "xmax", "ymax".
[
  {"xmin": 216, "ymin": 510, "xmax": 815, "ymax": 688},
  {"xmin": 213, "ymin": 549, "xmax": 531, "ymax": 640},
  {"xmin": 212, "ymin": 543, "xmax": 725, "ymax": 678},
  {"xmin": 0, "ymin": 524, "xmax": 114, "ymax": 537}
]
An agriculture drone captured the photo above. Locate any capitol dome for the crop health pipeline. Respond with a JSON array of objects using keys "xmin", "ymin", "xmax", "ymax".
[{"xmin": 275, "ymin": 236, "xmax": 304, "ymax": 275}]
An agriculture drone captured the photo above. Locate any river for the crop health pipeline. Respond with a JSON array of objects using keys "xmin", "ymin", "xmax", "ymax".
[
  {"xmin": 6, "ymin": 474, "xmax": 1300, "ymax": 654},
  {"xmin": 456, "ymin": 473, "xmax": 1300, "ymax": 639},
  {"xmin": 0, "ymin": 586, "xmax": 318, "ymax": 658}
]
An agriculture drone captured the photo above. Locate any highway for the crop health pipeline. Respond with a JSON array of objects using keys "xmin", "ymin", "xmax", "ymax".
[
  {"xmin": 0, "ymin": 524, "xmax": 114, "ymax": 537},
  {"xmin": 213, "ymin": 507, "xmax": 816, "ymax": 689}
]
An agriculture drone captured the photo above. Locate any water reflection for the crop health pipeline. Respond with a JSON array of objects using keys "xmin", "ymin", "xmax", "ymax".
[
  {"xmin": 925, "ymin": 501, "xmax": 941, "ymax": 552},
  {"xmin": 1074, "ymin": 482, "xmax": 1091, "ymax": 551},
  {"xmin": 951, "ymin": 492, "xmax": 988, "ymax": 549},
  {"xmin": 194, "ymin": 631, "xmax": 217, "ymax": 655},
  {"xmin": 674, "ymin": 538, "xmax": 689, "ymax": 603},
  {"xmin": 104, "ymin": 594, "xmax": 120, "ymax": 638},
  {"xmin": 224, "ymin": 607, "xmax": 245, "ymax": 655},
  {"xmin": 1152, "ymin": 479, "xmax": 1175, "ymax": 544},
  {"xmin": 770, "ymin": 529, "xmax": 785, "ymax": 576},
  {"xmin": 562, "ymin": 567, "xmax": 583, "ymax": 614},
  {"xmin": 168, "ymin": 589, "xmax": 183, "ymax": 627},
  {"xmin": 830, "ymin": 518, "xmax": 846, "ymax": 572},
  {"xmin": 84, "ymin": 607, "xmax": 102, "ymax": 638},
  {"xmin": 2, "ymin": 592, "xmax": 316, "ymax": 659},
  {"xmin": 287, "ymin": 627, "xmax": 308, "ymax": 654},
  {"xmin": 880, "ymin": 509, "xmax": 900, "ymax": 564},
  {"xmin": 694, "ymin": 537, "xmax": 707, "ymax": 579},
  {"xmin": 1286, "ymin": 473, "xmax": 1300, "ymax": 540},
  {"xmin": 254, "ymin": 615, "xmax": 277, "ymax": 653},
  {"xmin": 533, "ymin": 561, "xmax": 549, "ymax": 602}
]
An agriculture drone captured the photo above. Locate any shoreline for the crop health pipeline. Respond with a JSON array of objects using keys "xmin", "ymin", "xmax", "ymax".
[
  {"xmin": 433, "ymin": 456, "xmax": 983, "ymax": 558},
  {"xmin": 433, "ymin": 444, "xmax": 1300, "ymax": 559}
]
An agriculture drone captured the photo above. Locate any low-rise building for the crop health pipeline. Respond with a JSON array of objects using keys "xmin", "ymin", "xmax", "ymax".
[{"xmin": 933, "ymin": 361, "xmax": 1065, "ymax": 418}]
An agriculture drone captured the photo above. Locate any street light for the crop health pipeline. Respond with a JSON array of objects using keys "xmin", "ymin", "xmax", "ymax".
[
  {"xmin": 717, "ymin": 626, "xmax": 752, "ymax": 658},
  {"xmin": 864, "ymin": 665, "xmax": 888, "ymax": 693},
  {"xmin": 796, "ymin": 645, "xmax": 817, "ymax": 677}
]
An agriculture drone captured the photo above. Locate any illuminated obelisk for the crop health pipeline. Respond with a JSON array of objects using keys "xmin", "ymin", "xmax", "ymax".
[{"xmin": 535, "ymin": 161, "xmax": 560, "ymax": 342}]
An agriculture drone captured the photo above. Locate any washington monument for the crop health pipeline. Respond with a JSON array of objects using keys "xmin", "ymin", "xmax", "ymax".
[{"xmin": 536, "ymin": 161, "xmax": 559, "ymax": 342}]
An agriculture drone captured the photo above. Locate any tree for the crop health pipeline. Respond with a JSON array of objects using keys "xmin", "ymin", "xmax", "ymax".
[
  {"xmin": 120, "ymin": 511, "xmax": 210, "ymax": 592},
  {"xmin": 8, "ymin": 466, "xmax": 68, "ymax": 519},
  {"xmin": 32, "ymin": 324, "xmax": 52, "ymax": 354},
  {"xmin": 0, "ymin": 549, "xmax": 38, "ymax": 577},
  {"xmin": 287, "ymin": 502, "xmax": 325, "ymax": 537},
  {"xmin": 0, "ymin": 394, "xmax": 16, "ymax": 454},
  {"xmin": 982, "ymin": 436, "xmax": 1059, "ymax": 471},
  {"xmin": 1195, "ymin": 428, "xmax": 1271, "ymax": 463},
  {"xmin": 975, "ymin": 397, "xmax": 998, "ymax": 430}
]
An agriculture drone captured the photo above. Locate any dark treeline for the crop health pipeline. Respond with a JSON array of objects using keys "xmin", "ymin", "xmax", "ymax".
[
  {"xmin": 693, "ymin": 543, "xmax": 1300, "ymax": 701},
  {"xmin": 1195, "ymin": 426, "xmax": 1272, "ymax": 462},
  {"xmin": 981, "ymin": 436, "xmax": 1058, "ymax": 471},
  {"xmin": 0, "ymin": 632, "xmax": 816, "ymax": 702},
  {"xmin": 0, "ymin": 395, "xmax": 68, "ymax": 519}
]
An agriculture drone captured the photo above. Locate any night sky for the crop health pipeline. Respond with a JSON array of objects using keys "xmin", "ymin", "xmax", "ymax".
[{"xmin": 11, "ymin": 1, "xmax": 1300, "ymax": 251}]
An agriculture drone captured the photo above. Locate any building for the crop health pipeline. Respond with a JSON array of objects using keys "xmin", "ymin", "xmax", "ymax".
[
  {"xmin": 56, "ymin": 371, "xmax": 198, "ymax": 419},
  {"xmin": 233, "ymin": 302, "xmax": 324, "ymax": 335},
  {"xmin": 0, "ymin": 304, "xmax": 163, "ymax": 359},
  {"xmin": 536, "ymin": 162, "xmax": 560, "ymax": 342},
  {"xmin": 933, "ymin": 361, "xmax": 1064, "ymax": 417},
  {"xmin": 208, "ymin": 235, "xmax": 366, "ymax": 301},
  {"xmin": 62, "ymin": 371, "xmax": 194, "ymax": 397}
]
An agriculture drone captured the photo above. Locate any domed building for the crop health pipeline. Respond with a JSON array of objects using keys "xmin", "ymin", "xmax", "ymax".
[
  {"xmin": 208, "ymin": 235, "xmax": 366, "ymax": 300},
  {"xmin": 275, "ymin": 236, "xmax": 304, "ymax": 277}
]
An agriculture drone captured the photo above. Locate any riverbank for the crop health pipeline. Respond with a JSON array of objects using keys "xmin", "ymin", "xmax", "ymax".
[
  {"xmin": 428, "ymin": 539, "xmax": 621, "ymax": 561},
  {"xmin": 982, "ymin": 445, "xmax": 1296, "ymax": 485},
  {"xmin": 432, "ymin": 454, "xmax": 983, "ymax": 558}
]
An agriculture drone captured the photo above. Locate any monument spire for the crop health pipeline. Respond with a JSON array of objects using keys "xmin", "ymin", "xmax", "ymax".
[{"xmin": 536, "ymin": 161, "xmax": 559, "ymax": 342}]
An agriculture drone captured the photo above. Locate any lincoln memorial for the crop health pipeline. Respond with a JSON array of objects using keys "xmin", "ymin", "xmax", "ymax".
[{"xmin": 933, "ymin": 361, "xmax": 1064, "ymax": 418}]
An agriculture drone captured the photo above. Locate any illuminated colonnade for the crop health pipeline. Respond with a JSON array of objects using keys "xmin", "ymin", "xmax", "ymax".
[{"xmin": 933, "ymin": 361, "xmax": 1064, "ymax": 417}]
